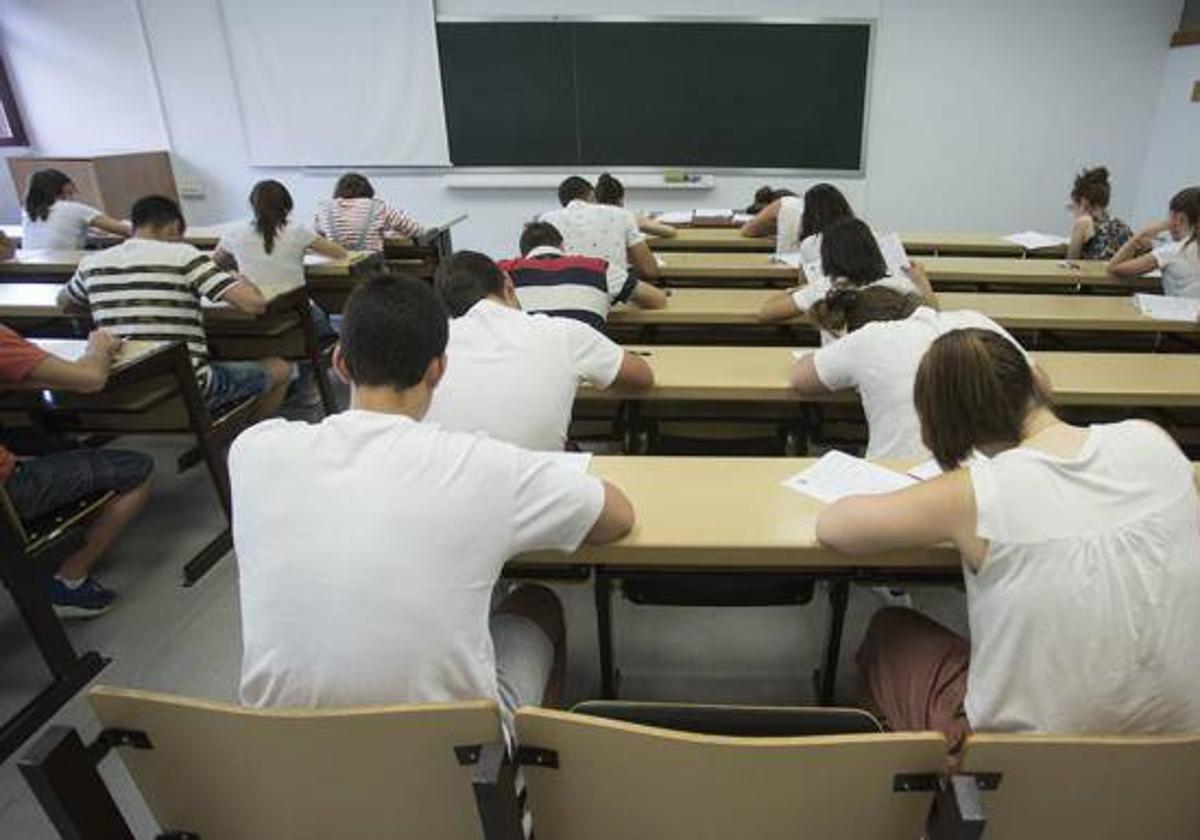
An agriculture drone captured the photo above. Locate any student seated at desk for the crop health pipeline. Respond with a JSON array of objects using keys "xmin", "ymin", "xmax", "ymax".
[
  {"xmin": 215, "ymin": 180, "xmax": 347, "ymax": 293},
  {"xmin": 818, "ymin": 330, "xmax": 1200, "ymax": 754},
  {"xmin": 501, "ymin": 222, "xmax": 667, "ymax": 331},
  {"xmin": 743, "ymin": 185, "xmax": 796, "ymax": 216},
  {"xmin": 758, "ymin": 218, "xmax": 931, "ymax": 322},
  {"xmin": 314, "ymin": 172, "xmax": 424, "ymax": 252},
  {"xmin": 426, "ymin": 251, "xmax": 653, "ymax": 451},
  {"xmin": 541, "ymin": 176, "xmax": 662, "ymax": 301},
  {"xmin": 1065, "ymin": 166, "xmax": 1131, "ymax": 261},
  {"xmin": 790, "ymin": 286, "xmax": 1026, "ymax": 459},
  {"xmin": 739, "ymin": 185, "xmax": 806, "ymax": 253},
  {"xmin": 231, "ymin": 273, "xmax": 635, "ymax": 736},
  {"xmin": 1109, "ymin": 186, "xmax": 1200, "ymax": 301},
  {"xmin": 594, "ymin": 173, "xmax": 677, "ymax": 239},
  {"xmin": 21, "ymin": 169, "xmax": 130, "ymax": 250},
  {"xmin": 58, "ymin": 195, "xmax": 292, "ymax": 419},
  {"xmin": 0, "ymin": 326, "xmax": 152, "ymax": 616}
]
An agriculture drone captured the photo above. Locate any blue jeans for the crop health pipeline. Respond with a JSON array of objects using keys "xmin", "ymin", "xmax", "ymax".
[
  {"xmin": 205, "ymin": 361, "xmax": 271, "ymax": 413},
  {"xmin": 6, "ymin": 449, "xmax": 153, "ymax": 521}
]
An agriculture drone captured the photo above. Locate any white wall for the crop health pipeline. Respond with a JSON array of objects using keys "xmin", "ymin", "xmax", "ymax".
[
  {"xmin": 1135, "ymin": 43, "xmax": 1200, "ymax": 225},
  {"xmin": 0, "ymin": 0, "xmax": 1184, "ymax": 257}
]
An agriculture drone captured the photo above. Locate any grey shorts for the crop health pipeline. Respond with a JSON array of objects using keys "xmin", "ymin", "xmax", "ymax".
[{"xmin": 491, "ymin": 612, "xmax": 554, "ymax": 739}]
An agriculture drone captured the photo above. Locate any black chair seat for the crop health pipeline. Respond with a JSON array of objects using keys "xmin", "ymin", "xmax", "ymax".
[
  {"xmin": 621, "ymin": 573, "xmax": 815, "ymax": 607},
  {"xmin": 572, "ymin": 700, "xmax": 881, "ymax": 737}
]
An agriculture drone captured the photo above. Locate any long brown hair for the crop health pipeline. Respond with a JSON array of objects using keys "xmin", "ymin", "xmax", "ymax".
[
  {"xmin": 1169, "ymin": 186, "xmax": 1200, "ymax": 247},
  {"xmin": 914, "ymin": 329, "xmax": 1047, "ymax": 469},
  {"xmin": 1071, "ymin": 166, "xmax": 1111, "ymax": 210},
  {"xmin": 800, "ymin": 183, "xmax": 854, "ymax": 241},
  {"xmin": 25, "ymin": 169, "xmax": 73, "ymax": 222},
  {"xmin": 809, "ymin": 285, "xmax": 921, "ymax": 334},
  {"xmin": 250, "ymin": 179, "xmax": 293, "ymax": 254}
]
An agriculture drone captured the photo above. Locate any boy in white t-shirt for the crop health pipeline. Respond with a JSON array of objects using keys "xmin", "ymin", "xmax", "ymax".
[
  {"xmin": 231, "ymin": 273, "xmax": 635, "ymax": 733},
  {"xmin": 426, "ymin": 250, "xmax": 654, "ymax": 451}
]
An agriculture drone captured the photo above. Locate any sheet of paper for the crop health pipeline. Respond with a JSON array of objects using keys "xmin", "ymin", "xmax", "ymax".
[
  {"xmin": 537, "ymin": 451, "xmax": 594, "ymax": 472},
  {"xmin": 791, "ymin": 349, "xmax": 812, "ymax": 361},
  {"xmin": 876, "ymin": 232, "xmax": 911, "ymax": 271},
  {"xmin": 732, "ymin": 212, "xmax": 753, "ymax": 225},
  {"xmin": 656, "ymin": 211, "xmax": 694, "ymax": 225},
  {"xmin": 1133, "ymin": 293, "xmax": 1200, "ymax": 323},
  {"xmin": 655, "ymin": 255, "xmax": 667, "ymax": 268},
  {"xmin": 1005, "ymin": 230, "xmax": 1070, "ymax": 250},
  {"xmin": 782, "ymin": 450, "xmax": 917, "ymax": 504},
  {"xmin": 906, "ymin": 459, "xmax": 943, "ymax": 481},
  {"xmin": 693, "ymin": 208, "xmax": 734, "ymax": 223},
  {"xmin": 771, "ymin": 252, "xmax": 804, "ymax": 268}
]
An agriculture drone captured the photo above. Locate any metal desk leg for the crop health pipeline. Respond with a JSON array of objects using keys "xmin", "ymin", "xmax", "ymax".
[
  {"xmin": 817, "ymin": 578, "xmax": 850, "ymax": 705},
  {"xmin": 594, "ymin": 570, "xmax": 616, "ymax": 699}
]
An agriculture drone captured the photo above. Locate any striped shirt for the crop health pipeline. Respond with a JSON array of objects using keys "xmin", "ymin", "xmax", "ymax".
[
  {"xmin": 500, "ymin": 246, "xmax": 611, "ymax": 331},
  {"xmin": 63, "ymin": 239, "xmax": 240, "ymax": 388},
  {"xmin": 314, "ymin": 197, "xmax": 422, "ymax": 252}
]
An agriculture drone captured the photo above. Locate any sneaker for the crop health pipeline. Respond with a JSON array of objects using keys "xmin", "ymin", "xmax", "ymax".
[{"xmin": 49, "ymin": 576, "xmax": 117, "ymax": 618}]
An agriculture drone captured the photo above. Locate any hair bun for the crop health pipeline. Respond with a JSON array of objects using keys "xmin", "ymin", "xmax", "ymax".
[{"xmin": 1083, "ymin": 166, "xmax": 1109, "ymax": 183}]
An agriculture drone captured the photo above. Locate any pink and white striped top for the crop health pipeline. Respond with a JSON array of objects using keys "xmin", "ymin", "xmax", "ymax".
[{"xmin": 314, "ymin": 197, "xmax": 423, "ymax": 252}]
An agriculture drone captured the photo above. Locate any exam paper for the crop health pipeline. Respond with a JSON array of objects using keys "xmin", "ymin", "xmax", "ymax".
[
  {"xmin": 876, "ymin": 232, "xmax": 912, "ymax": 272},
  {"xmin": 906, "ymin": 459, "xmax": 943, "ymax": 481},
  {"xmin": 657, "ymin": 211, "xmax": 694, "ymax": 225},
  {"xmin": 1133, "ymin": 293, "xmax": 1200, "ymax": 323},
  {"xmin": 782, "ymin": 451, "xmax": 916, "ymax": 503},
  {"xmin": 733, "ymin": 213, "xmax": 753, "ymax": 225},
  {"xmin": 1005, "ymin": 231, "xmax": 1070, "ymax": 251}
]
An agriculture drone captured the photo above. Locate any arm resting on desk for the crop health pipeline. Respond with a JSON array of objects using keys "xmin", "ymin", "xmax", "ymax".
[
  {"xmin": 88, "ymin": 214, "xmax": 131, "ymax": 238},
  {"xmin": 638, "ymin": 214, "xmax": 677, "ymax": 238},
  {"xmin": 584, "ymin": 481, "xmax": 636, "ymax": 545},
  {"xmin": 789, "ymin": 353, "xmax": 832, "ymax": 395},
  {"xmin": 309, "ymin": 236, "xmax": 348, "ymax": 260},
  {"xmin": 758, "ymin": 290, "xmax": 802, "ymax": 323},
  {"xmin": 740, "ymin": 199, "xmax": 780, "ymax": 238},
  {"xmin": 628, "ymin": 241, "xmax": 660, "ymax": 282},
  {"xmin": 25, "ymin": 331, "xmax": 120, "ymax": 394},
  {"xmin": 629, "ymin": 281, "xmax": 668, "ymax": 310},
  {"xmin": 219, "ymin": 278, "xmax": 269, "ymax": 316},
  {"xmin": 611, "ymin": 351, "xmax": 655, "ymax": 390}
]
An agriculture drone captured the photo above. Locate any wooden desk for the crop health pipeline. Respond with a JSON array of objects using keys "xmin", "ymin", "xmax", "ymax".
[
  {"xmin": 646, "ymin": 228, "xmax": 1069, "ymax": 258},
  {"xmin": 653, "ymin": 253, "xmax": 1159, "ymax": 293}
]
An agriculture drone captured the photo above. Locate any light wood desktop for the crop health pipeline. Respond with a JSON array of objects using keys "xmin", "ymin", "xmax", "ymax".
[
  {"xmin": 0, "ymin": 249, "xmax": 379, "ymax": 282},
  {"xmin": 648, "ymin": 228, "xmax": 1068, "ymax": 257}
]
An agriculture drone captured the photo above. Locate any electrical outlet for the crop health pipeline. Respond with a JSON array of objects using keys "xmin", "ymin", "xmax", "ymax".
[{"xmin": 178, "ymin": 181, "xmax": 206, "ymax": 199}]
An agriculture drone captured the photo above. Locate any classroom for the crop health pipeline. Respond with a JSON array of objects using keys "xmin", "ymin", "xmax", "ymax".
[{"xmin": 0, "ymin": 0, "xmax": 1198, "ymax": 837}]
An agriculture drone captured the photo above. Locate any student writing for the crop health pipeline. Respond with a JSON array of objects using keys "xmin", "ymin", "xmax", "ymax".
[{"xmin": 21, "ymin": 168, "xmax": 130, "ymax": 250}]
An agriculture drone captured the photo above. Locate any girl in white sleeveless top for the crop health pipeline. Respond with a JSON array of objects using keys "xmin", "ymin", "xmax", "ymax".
[{"xmin": 818, "ymin": 329, "xmax": 1200, "ymax": 752}]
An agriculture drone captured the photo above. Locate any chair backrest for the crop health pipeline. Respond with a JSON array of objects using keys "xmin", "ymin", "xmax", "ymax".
[
  {"xmin": 87, "ymin": 685, "xmax": 504, "ymax": 840},
  {"xmin": 571, "ymin": 700, "xmax": 881, "ymax": 737},
  {"xmin": 517, "ymin": 707, "xmax": 946, "ymax": 840},
  {"xmin": 959, "ymin": 732, "xmax": 1200, "ymax": 840}
]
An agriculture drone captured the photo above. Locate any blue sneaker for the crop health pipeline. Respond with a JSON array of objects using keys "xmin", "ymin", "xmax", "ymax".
[{"xmin": 49, "ymin": 577, "xmax": 117, "ymax": 618}]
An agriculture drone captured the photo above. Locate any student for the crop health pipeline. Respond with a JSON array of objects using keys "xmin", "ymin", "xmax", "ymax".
[
  {"xmin": 1109, "ymin": 186, "xmax": 1200, "ymax": 300},
  {"xmin": 540, "ymin": 176, "xmax": 662, "ymax": 301},
  {"xmin": 314, "ymin": 172, "xmax": 424, "ymax": 253},
  {"xmin": 758, "ymin": 218, "xmax": 932, "ymax": 322},
  {"xmin": 231, "ymin": 273, "xmax": 635, "ymax": 736},
  {"xmin": 594, "ymin": 173, "xmax": 678, "ymax": 239},
  {"xmin": 501, "ymin": 222, "xmax": 667, "ymax": 330},
  {"xmin": 790, "ymin": 286, "xmax": 1027, "ymax": 459},
  {"xmin": 1065, "ymin": 167, "xmax": 1132, "ymax": 260},
  {"xmin": 215, "ymin": 180, "xmax": 347, "ymax": 293},
  {"xmin": 427, "ymin": 251, "xmax": 654, "ymax": 451},
  {"xmin": 0, "ymin": 326, "xmax": 153, "ymax": 615},
  {"xmin": 818, "ymin": 329, "xmax": 1200, "ymax": 751},
  {"xmin": 744, "ymin": 185, "xmax": 796, "ymax": 216},
  {"xmin": 21, "ymin": 169, "xmax": 130, "ymax": 250},
  {"xmin": 739, "ymin": 188, "xmax": 805, "ymax": 253},
  {"xmin": 59, "ymin": 195, "xmax": 292, "ymax": 418}
]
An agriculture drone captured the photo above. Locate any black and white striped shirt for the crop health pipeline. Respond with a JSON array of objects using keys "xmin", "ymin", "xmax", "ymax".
[{"xmin": 64, "ymin": 239, "xmax": 240, "ymax": 387}]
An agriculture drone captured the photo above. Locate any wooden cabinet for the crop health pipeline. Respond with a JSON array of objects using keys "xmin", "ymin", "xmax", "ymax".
[{"xmin": 7, "ymin": 151, "xmax": 178, "ymax": 219}]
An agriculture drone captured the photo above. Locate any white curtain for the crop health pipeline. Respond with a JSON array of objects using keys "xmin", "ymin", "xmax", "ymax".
[{"xmin": 217, "ymin": 0, "xmax": 449, "ymax": 166}]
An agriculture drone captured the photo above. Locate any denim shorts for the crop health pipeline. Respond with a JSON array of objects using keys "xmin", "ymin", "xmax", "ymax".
[
  {"xmin": 205, "ymin": 361, "xmax": 271, "ymax": 413},
  {"xmin": 5, "ymin": 449, "xmax": 154, "ymax": 521}
]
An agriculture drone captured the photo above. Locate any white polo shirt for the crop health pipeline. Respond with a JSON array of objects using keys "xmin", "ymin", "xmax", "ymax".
[
  {"xmin": 540, "ymin": 200, "xmax": 645, "ymax": 299},
  {"xmin": 233, "ymin": 410, "xmax": 605, "ymax": 711},
  {"xmin": 217, "ymin": 220, "xmax": 318, "ymax": 292},
  {"xmin": 776, "ymin": 196, "xmax": 805, "ymax": 254},
  {"xmin": 22, "ymin": 200, "xmax": 102, "ymax": 250},
  {"xmin": 813, "ymin": 307, "xmax": 1025, "ymax": 459},
  {"xmin": 1153, "ymin": 239, "xmax": 1200, "ymax": 300},
  {"xmin": 425, "ymin": 298, "xmax": 624, "ymax": 451}
]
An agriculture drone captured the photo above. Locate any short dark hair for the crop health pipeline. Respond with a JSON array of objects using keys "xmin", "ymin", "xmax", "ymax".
[
  {"xmin": 744, "ymin": 185, "xmax": 796, "ymax": 214},
  {"xmin": 519, "ymin": 221, "xmax": 563, "ymax": 255},
  {"xmin": 820, "ymin": 218, "xmax": 887, "ymax": 286},
  {"xmin": 914, "ymin": 329, "xmax": 1046, "ymax": 470},
  {"xmin": 558, "ymin": 176, "xmax": 593, "ymax": 207},
  {"xmin": 334, "ymin": 172, "xmax": 375, "ymax": 199},
  {"xmin": 1169, "ymin": 185, "xmax": 1200, "ymax": 246},
  {"xmin": 130, "ymin": 195, "xmax": 185, "ymax": 231},
  {"xmin": 810, "ymin": 285, "xmax": 921, "ymax": 334},
  {"xmin": 434, "ymin": 251, "xmax": 506, "ymax": 317},
  {"xmin": 1071, "ymin": 166, "xmax": 1111, "ymax": 209},
  {"xmin": 340, "ymin": 273, "xmax": 448, "ymax": 391},
  {"xmin": 800, "ymin": 183, "xmax": 854, "ymax": 241}
]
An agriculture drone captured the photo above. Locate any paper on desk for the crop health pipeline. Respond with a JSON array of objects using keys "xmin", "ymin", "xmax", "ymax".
[
  {"xmin": 1005, "ymin": 231, "xmax": 1070, "ymax": 250},
  {"xmin": 693, "ymin": 208, "xmax": 735, "ymax": 221},
  {"xmin": 657, "ymin": 211, "xmax": 694, "ymax": 225},
  {"xmin": 783, "ymin": 451, "xmax": 917, "ymax": 503},
  {"xmin": 906, "ymin": 459, "xmax": 943, "ymax": 481},
  {"xmin": 1133, "ymin": 293, "xmax": 1200, "ymax": 323},
  {"xmin": 733, "ymin": 212, "xmax": 753, "ymax": 225},
  {"xmin": 876, "ymin": 232, "xmax": 911, "ymax": 271},
  {"xmin": 771, "ymin": 252, "xmax": 804, "ymax": 268}
]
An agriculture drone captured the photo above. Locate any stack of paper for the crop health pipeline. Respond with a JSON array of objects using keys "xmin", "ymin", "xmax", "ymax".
[
  {"xmin": 876, "ymin": 232, "xmax": 912, "ymax": 272},
  {"xmin": 656, "ymin": 211, "xmax": 694, "ymax": 225},
  {"xmin": 771, "ymin": 252, "xmax": 804, "ymax": 269},
  {"xmin": 692, "ymin": 208, "xmax": 735, "ymax": 224},
  {"xmin": 1133, "ymin": 293, "xmax": 1200, "ymax": 323},
  {"xmin": 1005, "ymin": 231, "xmax": 1070, "ymax": 251},
  {"xmin": 732, "ymin": 212, "xmax": 753, "ymax": 225},
  {"xmin": 782, "ymin": 451, "xmax": 917, "ymax": 503}
]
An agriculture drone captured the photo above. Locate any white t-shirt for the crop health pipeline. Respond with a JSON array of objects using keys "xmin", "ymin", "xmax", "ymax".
[
  {"xmin": 425, "ymin": 299, "xmax": 624, "ymax": 451},
  {"xmin": 813, "ymin": 307, "xmax": 1024, "ymax": 459},
  {"xmin": 791, "ymin": 271, "xmax": 917, "ymax": 313},
  {"xmin": 964, "ymin": 420, "xmax": 1200, "ymax": 735},
  {"xmin": 21, "ymin": 200, "xmax": 102, "ymax": 250},
  {"xmin": 217, "ymin": 220, "xmax": 318, "ymax": 293},
  {"xmin": 233, "ymin": 410, "xmax": 605, "ymax": 711},
  {"xmin": 1153, "ymin": 239, "xmax": 1200, "ymax": 300},
  {"xmin": 775, "ymin": 196, "xmax": 805, "ymax": 254},
  {"xmin": 540, "ymin": 200, "xmax": 645, "ymax": 299}
]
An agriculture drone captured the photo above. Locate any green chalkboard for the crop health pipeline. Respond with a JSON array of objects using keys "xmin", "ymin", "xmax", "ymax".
[{"xmin": 437, "ymin": 20, "xmax": 871, "ymax": 169}]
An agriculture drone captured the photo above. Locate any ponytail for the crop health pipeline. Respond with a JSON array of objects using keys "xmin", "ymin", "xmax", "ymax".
[
  {"xmin": 249, "ymin": 179, "xmax": 293, "ymax": 255},
  {"xmin": 1169, "ymin": 186, "xmax": 1200, "ymax": 248},
  {"xmin": 24, "ymin": 169, "xmax": 73, "ymax": 222},
  {"xmin": 914, "ymin": 329, "xmax": 1045, "ymax": 469},
  {"xmin": 810, "ymin": 284, "xmax": 921, "ymax": 334},
  {"xmin": 595, "ymin": 173, "xmax": 624, "ymax": 206}
]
